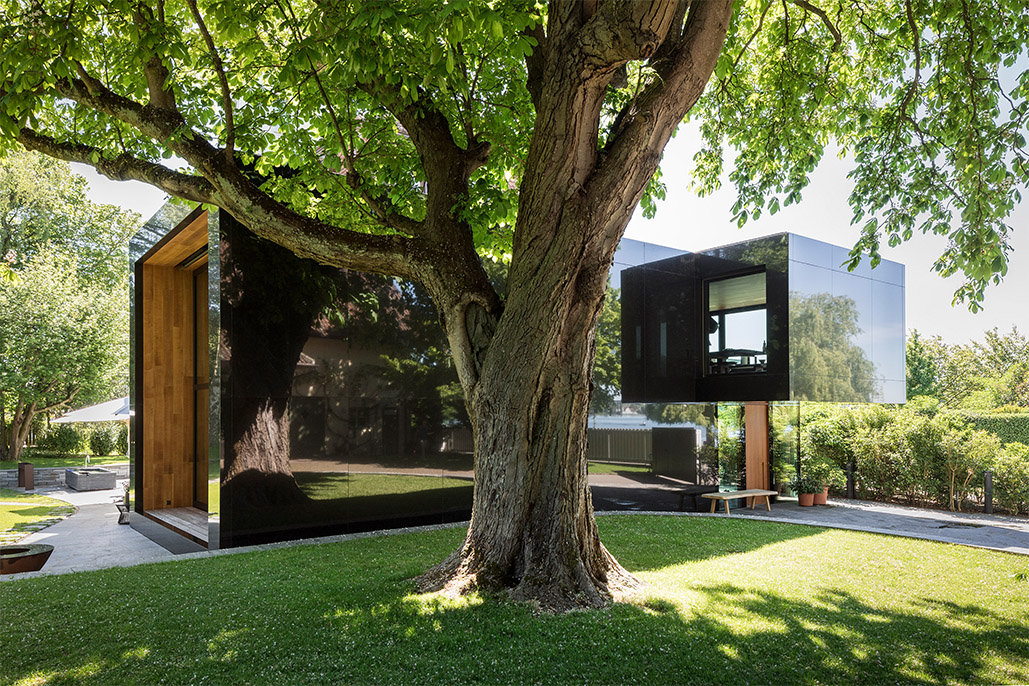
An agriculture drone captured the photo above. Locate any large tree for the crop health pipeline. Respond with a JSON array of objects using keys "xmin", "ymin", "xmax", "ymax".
[
  {"xmin": 1, "ymin": 1, "xmax": 1026, "ymax": 609},
  {"xmin": 0, "ymin": 250, "xmax": 124, "ymax": 461}
]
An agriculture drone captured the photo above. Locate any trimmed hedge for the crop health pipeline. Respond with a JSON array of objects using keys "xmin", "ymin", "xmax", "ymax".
[
  {"xmin": 954, "ymin": 411, "xmax": 1029, "ymax": 446},
  {"xmin": 802, "ymin": 405, "xmax": 1029, "ymax": 515}
]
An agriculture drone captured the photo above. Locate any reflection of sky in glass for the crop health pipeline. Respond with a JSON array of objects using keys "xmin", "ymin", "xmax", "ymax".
[{"xmin": 708, "ymin": 310, "xmax": 766, "ymax": 352}]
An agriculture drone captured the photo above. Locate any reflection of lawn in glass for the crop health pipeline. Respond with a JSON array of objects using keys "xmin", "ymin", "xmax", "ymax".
[
  {"xmin": 226, "ymin": 473, "xmax": 474, "ymax": 534},
  {"xmin": 587, "ymin": 462, "xmax": 651, "ymax": 475},
  {"xmin": 296, "ymin": 472, "xmax": 471, "ymax": 500}
]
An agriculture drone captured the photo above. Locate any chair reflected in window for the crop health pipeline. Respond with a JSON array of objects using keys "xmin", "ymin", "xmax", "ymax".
[{"xmin": 707, "ymin": 272, "xmax": 768, "ymax": 375}]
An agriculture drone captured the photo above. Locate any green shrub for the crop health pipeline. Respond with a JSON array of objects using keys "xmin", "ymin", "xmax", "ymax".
[
  {"xmin": 941, "ymin": 429, "xmax": 1000, "ymax": 511},
  {"xmin": 115, "ymin": 423, "xmax": 128, "ymax": 455},
  {"xmin": 852, "ymin": 422, "xmax": 910, "ymax": 502},
  {"xmin": 953, "ymin": 411, "xmax": 1029, "ymax": 446},
  {"xmin": 37, "ymin": 424, "xmax": 84, "ymax": 454},
  {"xmin": 991, "ymin": 443, "xmax": 1029, "ymax": 515},
  {"xmin": 88, "ymin": 426, "xmax": 116, "ymax": 456}
]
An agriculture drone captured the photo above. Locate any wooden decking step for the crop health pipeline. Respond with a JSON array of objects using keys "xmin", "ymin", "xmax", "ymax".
[{"xmin": 143, "ymin": 507, "xmax": 208, "ymax": 544}]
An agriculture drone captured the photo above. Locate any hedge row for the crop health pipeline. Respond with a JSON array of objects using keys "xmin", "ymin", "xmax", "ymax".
[
  {"xmin": 34, "ymin": 423, "xmax": 128, "ymax": 457},
  {"xmin": 955, "ymin": 411, "xmax": 1029, "ymax": 446},
  {"xmin": 801, "ymin": 405, "xmax": 1029, "ymax": 515}
]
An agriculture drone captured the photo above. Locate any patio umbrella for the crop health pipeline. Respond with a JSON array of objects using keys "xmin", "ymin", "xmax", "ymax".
[{"xmin": 52, "ymin": 396, "xmax": 130, "ymax": 423}]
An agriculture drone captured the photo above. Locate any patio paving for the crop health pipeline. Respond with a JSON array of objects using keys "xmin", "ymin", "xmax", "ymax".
[{"xmin": 3, "ymin": 480, "xmax": 1026, "ymax": 582}]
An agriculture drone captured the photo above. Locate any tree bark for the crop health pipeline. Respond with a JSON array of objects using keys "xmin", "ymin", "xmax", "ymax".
[{"xmin": 219, "ymin": 220, "xmax": 339, "ymax": 508}]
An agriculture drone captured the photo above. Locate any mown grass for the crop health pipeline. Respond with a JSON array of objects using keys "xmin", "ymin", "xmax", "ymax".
[
  {"xmin": 0, "ymin": 488, "xmax": 75, "ymax": 544},
  {"xmin": 587, "ymin": 461, "xmax": 651, "ymax": 475},
  {"xmin": 1, "ymin": 516, "xmax": 1027, "ymax": 685},
  {"xmin": 0, "ymin": 455, "xmax": 127, "ymax": 471}
]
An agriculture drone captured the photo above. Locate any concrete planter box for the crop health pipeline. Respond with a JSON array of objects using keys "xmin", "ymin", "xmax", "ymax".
[{"xmin": 65, "ymin": 467, "xmax": 116, "ymax": 491}]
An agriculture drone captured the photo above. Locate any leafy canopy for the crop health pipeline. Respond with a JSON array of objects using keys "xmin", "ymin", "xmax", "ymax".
[{"xmin": 0, "ymin": 0, "xmax": 1025, "ymax": 301}]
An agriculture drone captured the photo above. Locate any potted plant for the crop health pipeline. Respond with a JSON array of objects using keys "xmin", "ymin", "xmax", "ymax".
[
  {"xmin": 790, "ymin": 475, "xmax": 822, "ymax": 506},
  {"xmin": 807, "ymin": 460, "xmax": 846, "ymax": 505}
]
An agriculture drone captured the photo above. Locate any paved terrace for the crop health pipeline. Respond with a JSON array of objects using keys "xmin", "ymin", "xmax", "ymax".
[{"xmin": 3, "ymin": 475, "xmax": 1026, "ymax": 581}]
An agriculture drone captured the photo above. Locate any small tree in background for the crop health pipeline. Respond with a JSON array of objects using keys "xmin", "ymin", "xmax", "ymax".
[{"xmin": 0, "ymin": 251, "xmax": 124, "ymax": 461}]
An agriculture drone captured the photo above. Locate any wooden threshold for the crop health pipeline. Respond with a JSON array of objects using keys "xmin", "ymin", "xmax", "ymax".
[{"xmin": 142, "ymin": 507, "xmax": 209, "ymax": 546}]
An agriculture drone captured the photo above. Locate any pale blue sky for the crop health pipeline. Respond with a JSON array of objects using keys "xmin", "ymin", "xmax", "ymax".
[{"xmin": 76, "ymin": 128, "xmax": 1027, "ymax": 345}]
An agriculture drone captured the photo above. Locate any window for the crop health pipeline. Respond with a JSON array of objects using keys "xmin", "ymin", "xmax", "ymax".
[{"xmin": 706, "ymin": 272, "xmax": 768, "ymax": 375}]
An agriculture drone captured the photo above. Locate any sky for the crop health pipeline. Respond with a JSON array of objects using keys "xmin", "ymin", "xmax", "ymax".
[{"xmin": 74, "ymin": 126, "xmax": 1027, "ymax": 346}]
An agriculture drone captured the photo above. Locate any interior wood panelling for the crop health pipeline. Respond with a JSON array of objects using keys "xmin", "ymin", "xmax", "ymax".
[
  {"xmin": 744, "ymin": 402, "xmax": 770, "ymax": 492},
  {"xmin": 142, "ymin": 264, "xmax": 196, "ymax": 510}
]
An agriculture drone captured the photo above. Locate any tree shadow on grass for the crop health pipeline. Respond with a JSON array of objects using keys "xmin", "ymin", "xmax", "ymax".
[{"xmin": 1, "ymin": 520, "xmax": 1026, "ymax": 685}]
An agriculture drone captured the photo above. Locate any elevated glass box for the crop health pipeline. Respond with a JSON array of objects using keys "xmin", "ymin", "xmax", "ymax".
[{"xmin": 619, "ymin": 233, "xmax": 906, "ymax": 404}]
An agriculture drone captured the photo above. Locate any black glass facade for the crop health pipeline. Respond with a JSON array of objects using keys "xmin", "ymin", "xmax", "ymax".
[
  {"xmin": 619, "ymin": 233, "xmax": 906, "ymax": 404},
  {"xmin": 131, "ymin": 207, "xmax": 905, "ymax": 551}
]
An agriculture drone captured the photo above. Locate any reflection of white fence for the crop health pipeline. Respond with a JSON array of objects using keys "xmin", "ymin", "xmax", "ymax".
[{"xmin": 587, "ymin": 428, "xmax": 652, "ymax": 465}]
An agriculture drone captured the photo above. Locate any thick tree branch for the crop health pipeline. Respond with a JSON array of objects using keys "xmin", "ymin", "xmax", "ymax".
[
  {"xmin": 13, "ymin": 126, "xmax": 217, "ymax": 204},
  {"xmin": 133, "ymin": 3, "xmax": 178, "ymax": 111},
  {"xmin": 588, "ymin": 0, "xmax": 735, "ymax": 242},
  {"xmin": 186, "ymin": 0, "xmax": 236, "ymax": 160}
]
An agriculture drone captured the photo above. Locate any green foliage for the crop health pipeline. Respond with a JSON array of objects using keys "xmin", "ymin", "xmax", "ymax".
[
  {"xmin": 36, "ymin": 424, "xmax": 84, "ymax": 455},
  {"xmin": 942, "ymin": 429, "xmax": 1001, "ymax": 512},
  {"xmin": 87, "ymin": 425, "xmax": 117, "ymax": 457},
  {"xmin": 693, "ymin": 1, "xmax": 1029, "ymax": 308},
  {"xmin": 0, "ymin": 150, "xmax": 138, "ymax": 289},
  {"xmin": 991, "ymin": 443, "xmax": 1029, "ymax": 515},
  {"xmin": 789, "ymin": 474, "xmax": 823, "ymax": 495},
  {"xmin": 930, "ymin": 327, "xmax": 1029, "ymax": 410},
  {"xmin": 906, "ymin": 330, "xmax": 946, "ymax": 399},
  {"xmin": 590, "ymin": 285, "xmax": 621, "ymax": 415},
  {"xmin": 956, "ymin": 412, "xmax": 1029, "ymax": 446},
  {"xmin": 0, "ymin": 251, "xmax": 126, "ymax": 459},
  {"xmin": 115, "ymin": 423, "xmax": 128, "ymax": 456}
]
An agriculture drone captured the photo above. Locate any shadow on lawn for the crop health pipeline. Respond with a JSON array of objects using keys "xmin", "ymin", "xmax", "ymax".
[{"xmin": 2, "ymin": 521, "xmax": 1026, "ymax": 684}]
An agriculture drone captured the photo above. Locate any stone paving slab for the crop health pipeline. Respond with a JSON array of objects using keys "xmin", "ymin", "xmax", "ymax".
[
  {"xmin": 4, "ymin": 487, "xmax": 1026, "ymax": 583},
  {"xmin": 698, "ymin": 497, "xmax": 1029, "ymax": 556}
]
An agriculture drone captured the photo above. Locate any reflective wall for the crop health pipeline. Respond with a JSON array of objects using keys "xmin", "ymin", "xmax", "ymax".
[
  {"xmin": 620, "ymin": 233, "xmax": 905, "ymax": 404},
  {"xmin": 788, "ymin": 235, "xmax": 906, "ymax": 403},
  {"xmin": 217, "ymin": 214, "xmax": 472, "ymax": 547}
]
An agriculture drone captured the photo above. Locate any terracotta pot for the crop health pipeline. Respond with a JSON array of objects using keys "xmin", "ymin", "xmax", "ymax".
[
  {"xmin": 798, "ymin": 492, "xmax": 815, "ymax": 507},
  {"xmin": 813, "ymin": 487, "xmax": 829, "ymax": 505}
]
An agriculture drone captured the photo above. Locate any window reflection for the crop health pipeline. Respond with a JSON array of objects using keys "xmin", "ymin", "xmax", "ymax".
[{"xmin": 706, "ymin": 272, "xmax": 768, "ymax": 375}]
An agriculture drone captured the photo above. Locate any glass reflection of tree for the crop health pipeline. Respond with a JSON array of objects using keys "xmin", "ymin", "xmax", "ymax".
[{"xmin": 789, "ymin": 292, "xmax": 878, "ymax": 402}]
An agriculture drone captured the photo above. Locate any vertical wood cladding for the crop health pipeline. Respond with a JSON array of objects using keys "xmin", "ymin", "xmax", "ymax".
[
  {"xmin": 141, "ymin": 263, "xmax": 196, "ymax": 510},
  {"xmin": 744, "ymin": 402, "xmax": 770, "ymax": 492}
]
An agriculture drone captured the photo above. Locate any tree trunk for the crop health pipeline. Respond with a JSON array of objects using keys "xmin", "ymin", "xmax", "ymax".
[
  {"xmin": 418, "ymin": 210, "xmax": 641, "ymax": 611},
  {"xmin": 2, "ymin": 402, "xmax": 32, "ymax": 463},
  {"xmin": 219, "ymin": 220, "xmax": 338, "ymax": 507}
]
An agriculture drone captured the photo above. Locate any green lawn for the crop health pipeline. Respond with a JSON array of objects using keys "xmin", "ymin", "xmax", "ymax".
[
  {"xmin": 0, "ymin": 455, "xmax": 128, "ymax": 471},
  {"xmin": 587, "ymin": 461, "xmax": 652, "ymax": 475},
  {"xmin": 0, "ymin": 488, "xmax": 75, "ymax": 544},
  {"xmin": 1, "ymin": 516, "xmax": 1027, "ymax": 685}
]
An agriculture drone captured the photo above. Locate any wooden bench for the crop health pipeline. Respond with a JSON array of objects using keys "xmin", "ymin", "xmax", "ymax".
[{"xmin": 701, "ymin": 489, "xmax": 777, "ymax": 514}]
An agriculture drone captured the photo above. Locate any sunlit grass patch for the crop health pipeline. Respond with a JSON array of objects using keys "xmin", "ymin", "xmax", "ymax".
[
  {"xmin": 1, "ymin": 516, "xmax": 1026, "ymax": 684},
  {"xmin": 0, "ymin": 488, "xmax": 74, "ymax": 543}
]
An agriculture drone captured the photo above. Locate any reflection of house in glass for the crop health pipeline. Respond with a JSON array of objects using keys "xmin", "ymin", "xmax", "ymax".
[
  {"xmin": 129, "ymin": 204, "xmax": 473, "ymax": 552},
  {"xmin": 598, "ymin": 233, "xmax": 906, "ymax": 508},
  {"xmin": 129, "ymin": 203, "xmax": 906, "ymax": 553}
]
